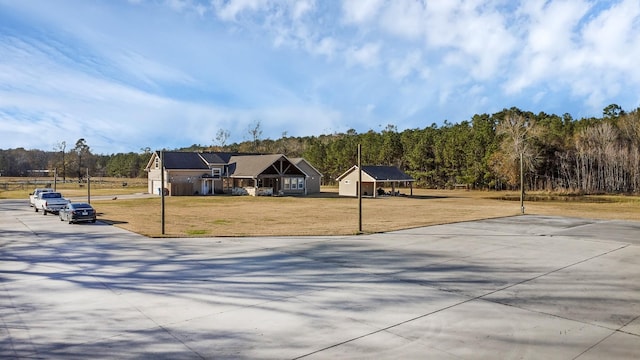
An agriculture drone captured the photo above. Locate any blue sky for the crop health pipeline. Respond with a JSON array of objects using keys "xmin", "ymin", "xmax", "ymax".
[{"xmin": 1, "ymin": 0, "xmax": 639, "ymax": 154}]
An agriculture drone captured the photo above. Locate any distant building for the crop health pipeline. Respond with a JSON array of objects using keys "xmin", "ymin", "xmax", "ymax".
[
  {"xmin": 145, "ymin": 151, "xmax": 322, "ymax": 196},
  {"xmin": 337, "ymin": 165, "xmax": 414, "ymax": 197}
]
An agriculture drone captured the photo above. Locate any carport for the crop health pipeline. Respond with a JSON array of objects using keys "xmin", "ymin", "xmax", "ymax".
[{"xmin": 337, "ymin": 165, "xmax": 415, "ymax": 197}]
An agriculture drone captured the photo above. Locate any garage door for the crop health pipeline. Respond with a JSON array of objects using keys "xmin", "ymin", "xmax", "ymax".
[{"xmin": 151, "ymin": 180, "xmax": 163, "ymax": 195}]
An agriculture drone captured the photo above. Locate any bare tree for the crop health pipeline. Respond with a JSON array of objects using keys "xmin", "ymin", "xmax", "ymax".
[
  {"xmin": 73, "ymin": 138, "xmax": 90, "ymax": 181},
  {"xmin": 619, "ymin": 112, "xmax": 640, "ymax": 190},
  {"xmin": 214, "ymin": 129, "xmax": 231, "ymax": 150},
  {"xmin": 54, "ymin": 141, "xmax": 66, "ymax": 181},
  {"xmin": 575, "ymin": 122, "xmax": 622, "ymax": 193},
  {"xmin": 247, "ymin": 120, "xmax": 262, "ymax": 152},
  {"xmin": 492, "ymin": 112, "xmax": 539, "ymax": 187}
]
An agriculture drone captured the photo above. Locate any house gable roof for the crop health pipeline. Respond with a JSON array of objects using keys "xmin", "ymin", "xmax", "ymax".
[
  {"xmin": 336, "ymin": 165, "xmax": 358, "ymax": 181},
  {"xmin": 290, "ymin": 158, "xmax": 323, "ymax": 177},
  {"xmin": 229, "ymin": 154, "xmax": 306, "ymax": 178}
]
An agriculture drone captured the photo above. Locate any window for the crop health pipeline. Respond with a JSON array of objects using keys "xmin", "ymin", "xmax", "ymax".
[
  {"xmin": 154, "ymin": 157, "xmax": 159, "ymax": 169},
  {"xmin": 283, "ymin": 177, "xmax": 304, "ymax": 190},
  {"xmin": 211, "ymin": 168, "xmax": 221, "ymax": 179}
]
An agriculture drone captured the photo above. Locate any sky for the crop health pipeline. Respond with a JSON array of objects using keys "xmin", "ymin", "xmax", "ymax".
[{"xmin": 1, "ymin": 0, "xmax": 639, "ymax": 154}]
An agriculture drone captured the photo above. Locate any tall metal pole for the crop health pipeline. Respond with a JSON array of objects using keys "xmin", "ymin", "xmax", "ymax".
[
  {"xmin": 520, "ymin": 152, "xmax": 524, "ymax": 214},
  {"xmin": 87, "ymin": 168, "xmax": 91, "ymax": 204},
  {"xmin": 160, "ymin": 150, "xmax": 166, "ymax": 235},
  {"xmin": 358, "ymin": 143, "xmax": 362, "ymax": 234}
]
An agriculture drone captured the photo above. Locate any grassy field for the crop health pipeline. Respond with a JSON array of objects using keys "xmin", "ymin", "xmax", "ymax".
[
  {"xmin": 0, "ymin": 177, "xmax": 148, "ymax": 199},
  {"xmin": 93, "ymin": 188, "xmax": 640, "ymax": 237},
  {"xmin": 3, "ymin": 178, "xmax": 638, "ymax": 237}
]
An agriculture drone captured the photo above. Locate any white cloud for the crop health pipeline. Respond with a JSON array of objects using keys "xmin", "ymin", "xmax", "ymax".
[
  {"xmin": 506, "ymin": 0, "xmax": 590, "ymax": 93},
  {"xmin": 310, "ymin": 36, "xmax": 339, "ymax": 58},
  {"xmin": 505, "ymin": 0, "xmax": 640, "ymax": 114},
  {"xmin": 166, "ymin": 0, "xmax": 190, "ymax": 12},
  {"xmin": 0, "ymin": 28, "xmax": 344, "ymax": 152},
  {"xmin": 212, "ymin": 0, "xmax": 268, "ymax": 21},
  {"xmin": 292, "ymin": 0, "xmax": 314, "ymax": 20},
  {"xmin": 388, "ymin": 50, "xmax": 426, "ymax": 81},
  {"xmin": 341, "ymin": 0, "xmax": 383, "ymax": 24},
  {"xmin": 422, "ymin": 2, "xmax": 517, "ymax": 80},
  {"xmin": 346, "ymin": 42, "xmax": 381, "ymax": 68},
  {"xmin": 579, "ymin": 0, "xmax": 640, "ymax": 72},
  {"xmin": 379, "ymin": 0, "xmax": 426, "ymax": 39},
  {"xmin": 112, "ymin": 50, "xmax": 196, "ymax": 87},
  {"xmin": 518, "ymin": 0, "xmax": 589, "ymax": 54}
]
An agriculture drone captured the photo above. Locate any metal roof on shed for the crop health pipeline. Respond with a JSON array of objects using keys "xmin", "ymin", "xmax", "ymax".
[
  {"xmin": 361, "ymin": 166, "xmax": 414, "ymax": 181},
  {"xmin": 337, "ymin": 165, "xmax": 414, "ymax": 182}
]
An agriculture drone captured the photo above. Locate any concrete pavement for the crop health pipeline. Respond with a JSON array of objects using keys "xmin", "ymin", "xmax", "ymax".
[{"xmin": 1, "ymin": 199, "xmax": 639, "ymax": 359}]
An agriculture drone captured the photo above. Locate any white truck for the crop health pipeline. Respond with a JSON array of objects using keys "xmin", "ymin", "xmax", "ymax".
[
  {"xmin": 29, "ymin": 188, "xmax": 55, "ymax": 207},
  {"xmin": 33, "ymin": 192, "xmax": 70, "ymax": 215}
]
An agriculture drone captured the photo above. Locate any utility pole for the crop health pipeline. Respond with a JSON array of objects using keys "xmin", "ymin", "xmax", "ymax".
[
  {"xmin": 160, "ymin": 151, "xmax": 165, "ymax": 235},
  {"xmin": 520, "ymin": 152, "xmax": 525, "ymax": 214},
  {"xmin": 358, "ymin": 143, "xmax": 362, "ymax": 234},
  {"xmin": 87, "ymin": 168, "xmax": 91, "ymax": 204}
]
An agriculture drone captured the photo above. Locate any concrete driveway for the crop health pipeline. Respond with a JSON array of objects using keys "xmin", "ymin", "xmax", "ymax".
[{"xmin": 1, "ymin": 199, "xmax": 639, "ymax": 359}]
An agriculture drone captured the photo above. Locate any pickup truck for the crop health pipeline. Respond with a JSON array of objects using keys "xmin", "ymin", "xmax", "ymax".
[
  {"xmin": 29, "ymin": 188, "xmax": 54, "ymax": 207},
  {"xmin": 33, "ymin": 192, "xmax": 70, "ymax": 215}
]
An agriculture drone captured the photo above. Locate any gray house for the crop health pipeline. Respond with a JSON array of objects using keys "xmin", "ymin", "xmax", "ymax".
[
  {"xmin": 146, "ymin": 151, "xmax": 322, "ymax": 196},
  {"xmin": 291, "ymin": 158, "xmax": 323, "ymax": 194},
  {"xmin": 337, "ymin": 165, "xmax": 414, "ymax": 197}
]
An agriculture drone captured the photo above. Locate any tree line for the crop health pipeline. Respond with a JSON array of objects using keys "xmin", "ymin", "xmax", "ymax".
[
  {"xmin": 209, "ymin": 105, "xmax": 639, "ymax": 194},
  {"xmin": 0, "ymin": 138, "xmax": 151, "ymax": 180},
  {"xmin": 2, "ymin": 105, "xmax": 639, "ymax": 194}
]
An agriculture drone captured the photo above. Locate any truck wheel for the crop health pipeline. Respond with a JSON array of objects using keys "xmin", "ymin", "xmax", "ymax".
[
  {"xmin": 34, "ymin": 207, "xmax": 38, "ymax": 212},
  {"xmin": 42, "ymin": 209, "xmax": 47, "ymax": 215}
]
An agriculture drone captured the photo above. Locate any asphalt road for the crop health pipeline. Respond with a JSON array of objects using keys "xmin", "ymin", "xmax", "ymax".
[{"xmin": 1, "ymin": 199, "xmax": 639, "ymax": 359}]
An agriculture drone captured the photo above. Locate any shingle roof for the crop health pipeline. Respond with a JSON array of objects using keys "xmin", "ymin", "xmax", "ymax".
[
  {"xmin": 228, "ymin": 154, "xmax": 288, "ymax": 177},
  {"xmin": 199, "ymin": 152, "xmax": 239, "ymax": 165},
  {"xmin": 362, "ymin": 166, "xmax": 414, "ymax": 181},
  {"xmin": 290, "ymin": 158, "xmax": 323, "ymax": 177},
  {"xmin": 162, "ymin": 152, "xmax": 208, "ymax": 169}
]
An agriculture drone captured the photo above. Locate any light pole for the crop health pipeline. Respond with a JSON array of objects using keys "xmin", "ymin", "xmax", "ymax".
[
  {"xmin": 520, "ymin": 152, "xmax": 525, "ymax": 214},
  {"xmin": 358, "ymin": 143, "xmax": 362, "ymax": 234},
  {"xmin": 86, "ymin": 168, "xmax": 91, "ymax": 204},
  {"xmin": 160, "ymin": 150, "xmax": 165, "ymax": 235}
]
